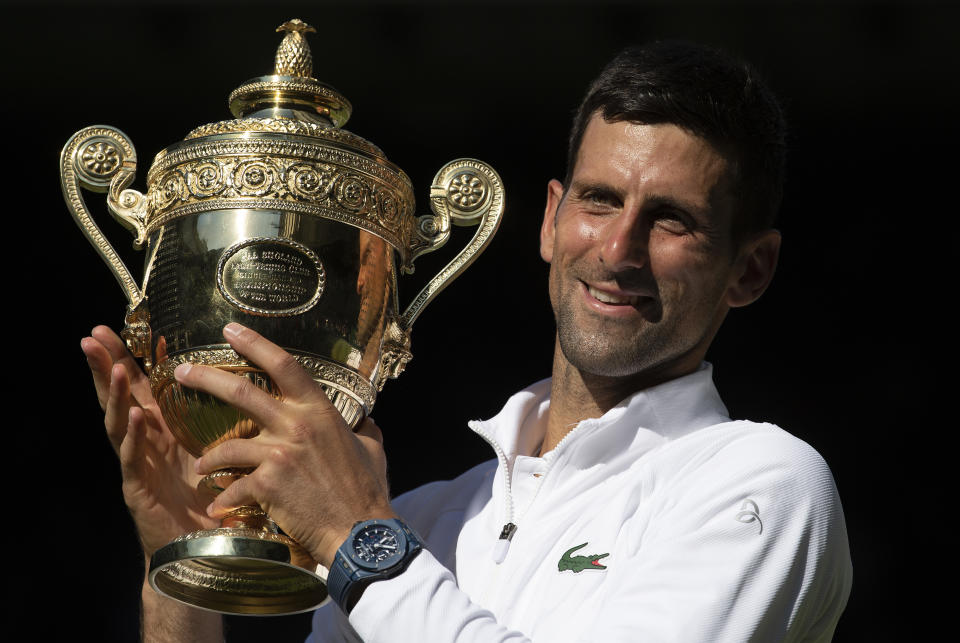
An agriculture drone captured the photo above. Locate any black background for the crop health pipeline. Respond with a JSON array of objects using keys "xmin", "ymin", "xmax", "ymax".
[{"xmin": 7, "ymin": 1, "xmax": 951, "ymax": 640}]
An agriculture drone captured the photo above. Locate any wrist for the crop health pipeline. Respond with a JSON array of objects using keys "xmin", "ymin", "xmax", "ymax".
[
  {"xmin": 326, "ymin": 517, "xmax": 423, "ymax": 614},
  {"xmin": 317, "ymin": 508, "xmax": 399, "ymax": 568}
]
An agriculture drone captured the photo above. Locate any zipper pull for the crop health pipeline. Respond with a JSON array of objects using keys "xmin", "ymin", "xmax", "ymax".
[{"xmin": 492, "ymin": 523, "xmax": 517, "ymax": 564}]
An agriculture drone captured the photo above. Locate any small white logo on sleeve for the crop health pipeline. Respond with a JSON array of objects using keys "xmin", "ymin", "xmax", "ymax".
[{"xmin": 735, "ymin": 499, "xmax": 763, "ymax": 534}]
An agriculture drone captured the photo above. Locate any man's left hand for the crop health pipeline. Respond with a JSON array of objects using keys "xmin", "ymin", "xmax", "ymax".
[{"xmin": 178, "ymin": 322, "xmax": 396, "ymax": 568}]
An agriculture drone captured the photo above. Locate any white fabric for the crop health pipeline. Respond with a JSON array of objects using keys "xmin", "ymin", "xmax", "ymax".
[{"xmin": 308, "ymin": 364, "xmax": 852, "ymax": 642}]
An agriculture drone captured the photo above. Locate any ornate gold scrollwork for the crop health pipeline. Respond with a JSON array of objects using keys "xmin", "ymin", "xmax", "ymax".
[
  {"xmin": 143, "ymin": 141, "xmax": 416, "ymax": 259},
  {"xmin": 121, "ymin": 300, "xmax": 153, "ymax": 369},
  {"xmin": 61, "ymin": 125, "xmax": 147, "ymax": 310},
  {"xmin": 63, "ymin": 126, "xmax": 152, "ymax": 364},
  {"xmin": 399, "ymin": 158, "xmax": 505, "ymax": 327},
  {"xmin": 375, "ymin": 321, "xmax": 413, "ymax": 390},
  {"xmin": 150, "ymin": 348, "xmax": 377, "ymax": 413},
  {"xmin": 184, "ymin": 119, "xmax": 383, "ymax": 157}
]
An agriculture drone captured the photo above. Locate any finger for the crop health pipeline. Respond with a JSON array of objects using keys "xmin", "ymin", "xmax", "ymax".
[
  {"xmin": 195, "ymin": 437, "xmax": 268, "ymax": 475},
  {"xmin": 81, "ymin": 336, "xmax": 114, "ymax": 409},
  {"xmin": 139, "ymin": 405, "xmax": 169, "ymax": 437},
  {"xmin": 207, "ymin": 474, "xmax": 258, "ymax": 518},
  {"xmin": 105, "ymin": 363, "xmax": 134, "ymax": 453},
  {"xmin": 89, "ymin": 325, "xmax": 131, "ymax": 366},
  {"xmin": 119, "ymin": 406, "xmax": 147, "ymax": 483},
  {"xmin": 90, "ymin": 325, "xmax": 154, "ymax": 405},
  {"xmin": 221, "ymin": 323, "xmax": 327, "ymax": 403},
  {"xmin": 174, "ymin": 362, "xmax": 284, "ymax": 431}
]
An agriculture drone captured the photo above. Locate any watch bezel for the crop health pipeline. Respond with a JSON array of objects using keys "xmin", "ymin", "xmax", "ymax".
[{"xmin": 348, "ymin": 521, "xmax": 410, "ymax": 571}]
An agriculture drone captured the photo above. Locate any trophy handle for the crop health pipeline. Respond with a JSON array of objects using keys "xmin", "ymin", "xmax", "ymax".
[
  {"xmin": 61, "ymin": 125, "xmax": 152, "ymax": 363},
  {"xmin": 399, "ymin": 158, "xmax": 505, "ymax": 329}
]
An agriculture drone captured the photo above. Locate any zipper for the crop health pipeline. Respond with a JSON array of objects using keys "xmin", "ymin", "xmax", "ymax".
[
  {"xmin": 470, "ymin": 422, "xmax": 517, "ymax": 564},
  {"xmin": 470, "ymin": 415, "xmax": 602, "ymax": 612},
  {"xmin": 472, "ymin": 418, "xmax": 597, "ymax": 565},
  {"xmin": 492, "ymin": 522, "xmax": 517, "ymax": 564}
]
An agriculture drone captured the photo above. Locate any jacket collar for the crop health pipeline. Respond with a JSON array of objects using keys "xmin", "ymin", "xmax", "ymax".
[{"xmin": 469, "ymin": 363, "xmax": 730, "ymax": 464}]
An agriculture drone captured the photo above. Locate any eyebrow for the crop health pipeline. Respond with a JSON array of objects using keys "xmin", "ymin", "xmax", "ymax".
[
  {"xmin": 642, "ymin": 194, "xmax": 712, "ymax": 219},
  {"xmin": 568, "ymin": 180, "xmax": 624, "ymax": 202}
]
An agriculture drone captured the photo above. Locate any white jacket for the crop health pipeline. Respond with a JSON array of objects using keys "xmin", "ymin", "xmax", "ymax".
[{"xmin": 310, "ymin": 364, "xmax": 852, "ymax": 642}]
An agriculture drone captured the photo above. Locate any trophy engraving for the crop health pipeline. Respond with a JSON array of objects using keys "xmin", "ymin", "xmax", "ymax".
[
  {"xmin": 62, "ymin": 19, "xmax": 504, "ymax": 615},
  {"xmin": 216, "ymin": 237, "xmax": 327, "ymax": 316}
]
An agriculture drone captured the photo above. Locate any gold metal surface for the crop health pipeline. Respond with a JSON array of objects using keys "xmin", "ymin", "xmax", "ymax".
[
  {"xmin": 149, "ymin": 527, "xmax": 326, "ymax": 615},
  {"xmin": 150, "ymin": 347, "xmax": 372, "ymax": 457},
  {"xmin": 62, "ymin": 18, "xmax": 504, "ymax": 615}
]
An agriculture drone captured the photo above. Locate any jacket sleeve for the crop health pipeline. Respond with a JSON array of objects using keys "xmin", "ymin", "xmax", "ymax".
[
  {"xmin": 577, "ymin": 427, "xmax": 853, "ymax": 642},
  {"xmin": 309, "ymin": 551, "xmax": 533, "ymax": 642},
  {"xmin": 308, "ymin": 428, "xmax": 851, "ymax": 642}
]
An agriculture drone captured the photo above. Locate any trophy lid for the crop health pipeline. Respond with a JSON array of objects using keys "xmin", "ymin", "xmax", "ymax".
[
  {"xmin": 227, "ymin": 19, "xmax": 352, "ymax": 128},
  {"xmin": 144, "ymin": 19, "xmax": 416, "ymax": 261},
  {"xmin": 180, "ymin": 18, "xmax": 382, "ymax": 157}
]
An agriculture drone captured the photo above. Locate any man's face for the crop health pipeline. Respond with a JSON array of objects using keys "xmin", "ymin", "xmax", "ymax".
[{"xmin": 540, "ymin": 116, "xmax": 746, "ymax": 381}]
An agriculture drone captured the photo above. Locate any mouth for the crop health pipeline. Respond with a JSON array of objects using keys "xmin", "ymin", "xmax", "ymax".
[
  {"xmin": 585, "ymin": 283, "xmax": 651, "ymax": 307},
  {"xmin": 588, "ymin": 285, "xmax": 639, "ymax": 306}
]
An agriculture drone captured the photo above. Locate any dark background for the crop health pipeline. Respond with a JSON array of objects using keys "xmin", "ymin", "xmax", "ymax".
[{"xmin": 7, "ymin": 0, "xmax": 951, "ymax": 640}]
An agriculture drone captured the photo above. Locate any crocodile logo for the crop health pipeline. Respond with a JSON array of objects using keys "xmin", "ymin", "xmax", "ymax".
[{"xmin": 558, "ymin": 542, "xmax": 609, "ymax": 573}]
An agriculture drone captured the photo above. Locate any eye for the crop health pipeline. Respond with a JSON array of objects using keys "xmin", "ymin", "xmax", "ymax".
[
  {"xmin": 581, "ymin": 188, "xmax": 621, "ymax": 211},
  {"xmin": 652, "ymin": 210, "xmax": 695, "ymax": 234}
]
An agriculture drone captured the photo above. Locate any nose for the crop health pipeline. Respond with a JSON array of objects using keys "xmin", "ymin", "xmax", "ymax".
[{"xmin": 599, "ymin": 208, "xmax": 648, "ymax": 271}]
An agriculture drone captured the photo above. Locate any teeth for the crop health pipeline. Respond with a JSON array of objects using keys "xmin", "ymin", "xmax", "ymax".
[{"xmin": 589, "ymin": 286, "xmax": 637, "ymax": 305}]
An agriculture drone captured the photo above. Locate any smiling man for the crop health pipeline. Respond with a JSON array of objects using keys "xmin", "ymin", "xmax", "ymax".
[
  {"xmin": 82, "ymin": 41, "xmax": 852, "ymax": 642},
  {"xmin": 538, "ymin": 117, "xmax": 767, "ymax": 456}
]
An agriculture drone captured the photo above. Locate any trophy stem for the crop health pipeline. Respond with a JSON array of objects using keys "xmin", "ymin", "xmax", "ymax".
[
  {"xmin": 200, "ymin": 467, "xmax": 278, "ymax": 530},
  {"xmin": 220, "ymin": 508, "xmax": 272, "ymax": 531}
]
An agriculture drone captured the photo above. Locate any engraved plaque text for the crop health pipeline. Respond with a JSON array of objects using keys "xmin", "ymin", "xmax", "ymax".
[{"xmin": 217, "ymin": 237, "xmax": 325, "ymax": 316}]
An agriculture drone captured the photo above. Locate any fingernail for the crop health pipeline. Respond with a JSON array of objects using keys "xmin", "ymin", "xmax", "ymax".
[
  {"xmin": 206, "ymin": 501, "xmax": 216, "ymax": 517},
  {"xmin": 174, "ymin": 363, "xmax": 193, "ymax": 380},
  {"xmin": 223, "ymin": 323, "xmax": 242, "ymax": 339}
]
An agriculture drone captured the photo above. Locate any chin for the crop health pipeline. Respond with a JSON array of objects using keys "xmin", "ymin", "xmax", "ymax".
[
  {"xmin": 557, "ymin": 316, "xmax": 705, "ymax": 382},
  {"xmin": 559, "ymin": 334, "xmax": 647, "ymax": 378}
]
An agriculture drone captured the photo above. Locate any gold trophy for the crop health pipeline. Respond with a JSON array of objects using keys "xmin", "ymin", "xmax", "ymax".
[{"xmin": 61, "ymin": 19, "xmax": 504, "ymax": 615}]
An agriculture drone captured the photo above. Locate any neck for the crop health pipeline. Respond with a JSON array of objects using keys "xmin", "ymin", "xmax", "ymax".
[{"xmin": 540, "ymin": 338, "xmax": 699, "ymax": 456}]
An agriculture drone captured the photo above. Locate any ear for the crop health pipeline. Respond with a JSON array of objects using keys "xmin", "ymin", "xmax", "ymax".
[
  {"xmin": 540, "ymin": 179, "xmax": 565, "ymax": 263},
  {"xmin": 726, "ymin": 229, "xmax": 781, "ymax": 308}
]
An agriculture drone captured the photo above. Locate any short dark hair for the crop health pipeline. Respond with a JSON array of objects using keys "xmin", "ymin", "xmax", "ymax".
[{"xmin": 565, "ymin": 41, "xmax": 787, "ymax": 242}]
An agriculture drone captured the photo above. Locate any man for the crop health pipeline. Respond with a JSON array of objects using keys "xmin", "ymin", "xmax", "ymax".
[{"xmin": 82, "ymin": 41, "xmax": 851, "ymax": 641}]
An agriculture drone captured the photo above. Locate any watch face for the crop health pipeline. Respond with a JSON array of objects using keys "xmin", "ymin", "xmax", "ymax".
[{"xmin": 352, "ymin": 525, "xmax": 403, "ymax": 567}]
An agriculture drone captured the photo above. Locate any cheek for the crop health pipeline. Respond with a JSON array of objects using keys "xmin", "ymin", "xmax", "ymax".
[
  {"xmin": 553, "ymin": 218, "xmax": 601, "ymax": 263},
  {"xmin": 574, "ymin": 218, "xmax": 603, "ymax": 245},
  {"xmin": 547, "ymin": 260, "xmax": 562, "ymax": 314},
  {"xmin": 648, "ymin": 237, "xmax": 690, "ymax": 276},
  {"xmin": 649, "ymin": 238, "xmax": 727, "ymax": 298}
]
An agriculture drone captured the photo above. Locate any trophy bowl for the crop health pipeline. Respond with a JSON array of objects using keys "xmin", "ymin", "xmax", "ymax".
[{"xmin": 61, "ymin": 19, "xmax": 504, "ymax": 615}]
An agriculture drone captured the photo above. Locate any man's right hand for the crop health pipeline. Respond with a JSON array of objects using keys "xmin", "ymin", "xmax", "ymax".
[{"xmin": 81, "ymin": 325, "xmax": 218, "ymax": 558}]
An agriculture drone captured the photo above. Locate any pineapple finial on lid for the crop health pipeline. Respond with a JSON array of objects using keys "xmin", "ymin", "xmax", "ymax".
[
  {"xmin": 274, "ymin": 19, "xmax": 317, "ymax": 78},
  {"xmin": 226, "ymin": 19, "xmax": 350, "ymax": 126}
]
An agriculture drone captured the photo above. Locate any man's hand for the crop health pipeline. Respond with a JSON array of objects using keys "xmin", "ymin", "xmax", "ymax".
[
  {"xmin": 180, "ymin": 322, "xmax": 395, "ymax": 568},
  {"xmin": 81, "ymin": 326, "xmax": 217, "ymax": 557}
]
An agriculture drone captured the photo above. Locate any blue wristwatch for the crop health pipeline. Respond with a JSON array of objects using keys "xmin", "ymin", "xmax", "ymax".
[{"xmin": 327, "ymin": 518, "xmax": 423, "ymax": 614}]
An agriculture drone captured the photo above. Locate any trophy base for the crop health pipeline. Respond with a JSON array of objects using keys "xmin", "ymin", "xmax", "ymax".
[{"xmin": 149, "ymin": 527, "xmax": 328, "ymax": 615}]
